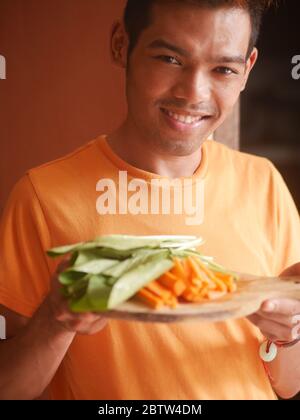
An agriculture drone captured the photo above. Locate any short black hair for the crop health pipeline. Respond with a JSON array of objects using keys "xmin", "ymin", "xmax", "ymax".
[{"xmin": 124, "ymin": 0, "xmax": 275, "ymax": 58}]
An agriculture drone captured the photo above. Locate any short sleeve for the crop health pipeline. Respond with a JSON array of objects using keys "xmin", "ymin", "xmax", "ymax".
[
  {"xmin": 0, "ymin": 174, "xmax": 52, "ymax": 317},
  {"xmin": 270, "ymin": 164, "xmax": 300, "ymax": 275}
]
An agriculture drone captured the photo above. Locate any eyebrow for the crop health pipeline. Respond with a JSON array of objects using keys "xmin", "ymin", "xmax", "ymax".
[
  {"xmin": 147, "ymin": 38, "xmax": 246, "ymax": 65},
  {"xmin": 147, "ymin": 39, "xmax": 190, "ymax": 57},
  {"xmin": 213, "ymin": 55, "xmax": 246, "ymax": 65}
]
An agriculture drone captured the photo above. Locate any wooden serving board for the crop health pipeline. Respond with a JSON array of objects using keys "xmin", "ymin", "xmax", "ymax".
[{"xmin": 103, "ymin": 273, "xmax": 300, "ymax": 323}]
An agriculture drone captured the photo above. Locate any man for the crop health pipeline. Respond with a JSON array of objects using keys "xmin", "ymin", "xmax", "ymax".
[{"xmin": 0, "ymin": 0, "xmax": 300, "ymax": 400}]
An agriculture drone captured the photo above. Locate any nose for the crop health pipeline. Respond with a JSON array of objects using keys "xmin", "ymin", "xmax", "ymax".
[{"xmin": 171, "ymin": 68, "xmax": 212, "ymax": 105}]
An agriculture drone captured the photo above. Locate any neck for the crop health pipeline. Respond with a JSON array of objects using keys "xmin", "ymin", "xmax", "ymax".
[{"xmin": 107, "ymin": 123, "xmax": 203, "ymax": 178}]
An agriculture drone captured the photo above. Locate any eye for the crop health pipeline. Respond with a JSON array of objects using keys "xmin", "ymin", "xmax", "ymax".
[
  {"xmin": 156, "ymin": 55, "xmax": 181, "ymax": 66},
  {"xmin": 215, "ymin": 66, "xmax": 238, "ymax": 75}
]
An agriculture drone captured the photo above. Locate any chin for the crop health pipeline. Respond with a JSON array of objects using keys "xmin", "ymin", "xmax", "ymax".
[{"xmin": 156, "ymin": 135, "xmax": 203, "ymax": 156}]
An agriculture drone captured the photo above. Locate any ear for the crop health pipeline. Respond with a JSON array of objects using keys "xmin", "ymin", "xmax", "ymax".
[
  {"xmin": 240, "ymin": 47, "xmax": 258, "ymax": 92},
  {"xmin": 110, "ymin": 21, "xmax": 129, "ymax": 68}
]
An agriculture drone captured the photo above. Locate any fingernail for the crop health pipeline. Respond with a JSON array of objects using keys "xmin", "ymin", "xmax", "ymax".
[{"xmin": 263, "ymin": 302, "xmax": 276, "ymax": 312}]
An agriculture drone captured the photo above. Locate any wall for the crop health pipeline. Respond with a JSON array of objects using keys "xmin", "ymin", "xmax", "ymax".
[{"xmin": 0, "ymin": 0, "xmax": 126, "ymax": 212}]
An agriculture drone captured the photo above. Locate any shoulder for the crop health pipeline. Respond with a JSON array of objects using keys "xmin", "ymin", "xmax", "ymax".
[
  {"xmin": 27, "ymin": 136, "xmax": 102, "ymax": 179},
  {"xmin": 205, "ymin": 140, "xmax": 278, "ymax": 182},
  {"xmin": 23, "ymin": 136, "xmax": 105, "ymax": 197},
  {"xmin": 4, "ymin": 136, "xmax": 105, "ymax": 217}
]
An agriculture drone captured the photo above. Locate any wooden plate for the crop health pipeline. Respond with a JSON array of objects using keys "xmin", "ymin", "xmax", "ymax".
[{"xmin": 103, "ymin": 273, "xmax": 300, "ymax": 323}]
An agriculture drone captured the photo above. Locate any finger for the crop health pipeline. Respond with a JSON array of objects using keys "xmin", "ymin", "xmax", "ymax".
[
  {"xmin": 261, "ymin": 299, "xmax": 300, "ymax": 316},
  {"xmin": 51, "ymin": 259, "xmax": 71, "ymax": 292},
  {"xmin": 280, "ymin": 262, "xmax": 300, "ymax": 277},
  {"xmin": 55, "ymin": 259, "xmax": 71, "ymax": 274},
  {"xmin": 255, "ymin": 310, "xmax": 297, "ymax": 328},
  {"xmin": 78, "ymin": 317, "xmax": 108, "ymax": 335},
  {"xmin": 247, "ymin": 313, "xmax": 260, "ymax": 325},
  {"xmin": 56, "ymin": 310, "xmax": 104, "ymax": 324},
  {"xmin": 256, "ymin": 318, "xmax": 296, "ymax": 342},
  {"xmin": 59, "ymin": 315, "xmax": 107, "ymax": 334}
]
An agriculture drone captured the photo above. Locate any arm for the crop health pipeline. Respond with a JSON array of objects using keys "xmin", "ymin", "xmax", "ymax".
[
  {"xmin": 248, "ymin": 263, "xmax": 300, "ymax": 399},
  {"xmin": 0, "ymin": 302, "xmax": 75, "ymax": 400},
  {"xmin": 0, "ymin": 261, "xmax": 108, "ymax": 400}
]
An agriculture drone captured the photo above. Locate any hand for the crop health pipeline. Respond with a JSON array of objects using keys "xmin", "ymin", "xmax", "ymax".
[
  {"xmin": 248, "ymin": 263, "xmax": 300, "ymax": 342},
  {"xmin": 44, "ymin": 259, "xmax": 108, "ymax": 335}
]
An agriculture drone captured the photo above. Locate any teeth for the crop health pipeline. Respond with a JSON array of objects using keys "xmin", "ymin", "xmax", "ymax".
[{"xmin": 165, "ymin": 109, "xmax": 203, "ymax": 125}]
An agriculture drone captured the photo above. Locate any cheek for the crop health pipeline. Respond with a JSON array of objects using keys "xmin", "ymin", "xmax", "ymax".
[
  {"xmin": 131, "ymin": 63, "xmax": 175, "ymax": 101},
  {"xmin": 213, "ymin": 79, "xmax": 243, "ymax": 111}
]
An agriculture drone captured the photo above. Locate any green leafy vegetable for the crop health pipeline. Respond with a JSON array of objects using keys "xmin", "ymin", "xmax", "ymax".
[{"xmin": 47, "ymin": 235, "xmax": 225, "ymax": 312}]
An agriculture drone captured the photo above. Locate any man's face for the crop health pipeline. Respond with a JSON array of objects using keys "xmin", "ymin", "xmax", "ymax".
[{"xmin": 121, "ymin": 3, "xmax": 256, "ymax": 155}]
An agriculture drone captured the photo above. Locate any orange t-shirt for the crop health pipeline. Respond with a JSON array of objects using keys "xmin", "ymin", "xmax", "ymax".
[{"xmin": 1, "ymin": 136, "xmax": 300, "ymax": 400}]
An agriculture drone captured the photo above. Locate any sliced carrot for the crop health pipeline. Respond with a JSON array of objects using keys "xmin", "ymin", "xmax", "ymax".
[
  {"xmin": 171, "ymin": 258, "xmax": 186, "ymax": 279},
  {"xmin": 182, "ymin": 258, "xmax": 193, "ymax": 284},
  {"xmin": 182, "ymin": 291, "xmax": 195, "ymax": 301},
  {"xmin": 214, "ymin": 273, "xmax": 237, "ymax": 293},
  {"xmin": 158, "ymin": 272, "xmax": 186, "ymax": 296},
  {"xmin": 191, "ymin": 277, "xmax": 203, "ymax": 287},
  {"xmin": 135, "ymin": 256, "xmax": 238, "ymax": 309},
  {"xmin": 185, "ymin": 295, "xmax": 207, "ymax": 303},
  {"xmin": 182, "ymin": 284, "xmax": 200, "ymax": 300},
  {"xmin": 187, "ymin": 258, "xmax": 216, "ymax": 287},
  {"xmin": 228, "ymin": 281, "xmax": 237, "ymax": 293},
  {"xmin": 199, "ymin": 285, "xmax": 209, "ymax": 298},
  {"xmin": 214, "ymin": 272, "xmax": 233, "ymax": 281},
  {"xmin": 136, "ymin": 289, "xmax": 164, "ymax": 309},
  {"xmin": 187, "ymin": 256, "xmax": 203, "ymax": 278},
  {"xmin": 146, "ymin": 280, "xmax": 173, "ymax": 300},
  {"xmin": 145, "ymin": 280, "xmax": 178, "ymax": 307},
  {"xmin": 193, "ymin": 257, "xmax": 227, "ymax": 292}
]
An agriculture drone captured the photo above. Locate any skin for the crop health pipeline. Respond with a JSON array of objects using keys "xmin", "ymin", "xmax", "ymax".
[
  {"xmin": 0, "ymin": 2, "xmax": 299, "ymax": 400},
  {"xmin": 248, "ymin": 263, "xmax": 300, "ymax": 398},
  {"xmin": 108, "ymin": 3, "xmax": 257, "ymax": 177}
]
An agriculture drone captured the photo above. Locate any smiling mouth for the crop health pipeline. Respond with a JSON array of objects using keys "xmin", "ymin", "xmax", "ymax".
[{"xmin": 160, "ymin": 108, "xmax": 211, "ymax": 125}]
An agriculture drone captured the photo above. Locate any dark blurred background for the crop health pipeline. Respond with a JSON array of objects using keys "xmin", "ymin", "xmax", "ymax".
[{"xmin": 241, "ymin": 0, "xmax": 300, "ymax": 210}]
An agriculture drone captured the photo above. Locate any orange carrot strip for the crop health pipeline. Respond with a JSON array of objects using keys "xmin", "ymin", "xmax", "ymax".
[
  {"xmin": 191, "ymin": 277, "xmax": 203, "ymax": 287},
  {"xmin": 187, "ymin": 258, "xmax": 216, "ymax": 288},
  {"xmin": 214, "ymin": 273, "xmax": 237, "ymax": 293},
  {"xmin": 145, "ymin": 281, "xmax": 178, "ymax": 307},
  {"xmin": 182, "ymin": 284, "xmax": 200, "ymax": 301},
  {"xmin": 136, "ymin": 289, "xmax": 164, "ymax": 309},
  {"xmin": 158, "ymin": 272, "xmax": 186, "ymax": 296},
  {"xmin": 171, "ymin": 258, "xmax": 186, "ymax": 279},
  {"xmin": 167, "ymin": 297, "xmax": 178, "ymax": 309},
  {"xmin": 228, "ymin": 281, "xmax": 237, "ymax": 293},
  {"xmin": 193, "ymin": 257, "xmax": 227, "ymax": 292},
  {"xmin": 182, "ymin": 291, "xmax": 195, "ymax": 301},
  {"xmin": 187, "ymin": 256, "xmax": 203, "ymax": 279},
  {"xmin": 214, "ymin": 272, "xmax": 233, "ymax": 281},
  {"xmin": 199, "ymin": 286, "xmax": 209, "ymax": 298},
  {"xmin": 146, "ymin": 280, "xmax": 173, "ymax": 300},
  {"xmin": 182, "ymin": 258, "xmax": 193, "ymax": 284}
]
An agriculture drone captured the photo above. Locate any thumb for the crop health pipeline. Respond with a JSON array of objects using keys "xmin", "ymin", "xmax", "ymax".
[{"xmin": 280, "ymin": 262, "xmax": 300, "ymax": 277}]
